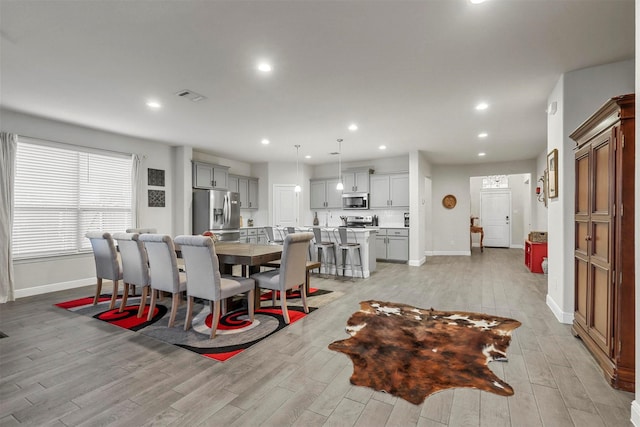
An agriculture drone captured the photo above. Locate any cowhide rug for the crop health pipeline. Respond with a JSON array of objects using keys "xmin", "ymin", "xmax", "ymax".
[{"xmin": 328, "ymin": 300, "xmax": 521, "ymax": 405}]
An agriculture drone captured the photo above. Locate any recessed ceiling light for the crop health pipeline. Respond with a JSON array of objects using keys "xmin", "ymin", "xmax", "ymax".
[
  {"xmin": 146, "ymin": 100, "xmax": 161, "ymax": 109},
  {"xmin": 257, "ymin": 62, "xmax": 272, "ymax": 72},
  {"xmin": 478, "ymin": 132, "xmax": 488, "ymax": 138},
  {"xmin": 261, "ymin": 138, "xmax": 270, "ymax": 145},
  {"xmin": 470, "ymin": 0, "xmax": 487, "ymax": 4},
  {"xmin": 348, "ymin": 123, "xmax": 358, "ymax": 131},
  {"xmin": 305, "ymin": 155, "xmax": 311, "ymax": 159},
  {"xmin": 379, "ymin": 145, "xmax": 387, "ymax": 150},
  {"xmin": 478, "ymin": 152, "xmax": 486, "ymax": 157},
  {"xmin": 475, "ymin": 102, "xmax": 489, "ymax": 111}
]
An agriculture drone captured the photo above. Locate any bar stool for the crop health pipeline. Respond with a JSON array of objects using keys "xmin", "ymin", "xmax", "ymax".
[
  {"xmin": 264, "ymin": 226, "xmax": 284, "ymax": 244},
  {"xmin": 312, "ymin": 227, "xmax": 337, "ymax": 277},
  {"xmin": 334, "ymin": 227, "xmax": 364, "ymax": 279}
]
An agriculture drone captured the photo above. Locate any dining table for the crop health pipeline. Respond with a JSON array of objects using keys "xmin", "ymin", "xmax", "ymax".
[{"xmin": 214, "ymin": 242, "xmax": 283, "ymax": 308}]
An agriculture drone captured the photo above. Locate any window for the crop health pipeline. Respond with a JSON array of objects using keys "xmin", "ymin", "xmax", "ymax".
[
  {"xmin": 481, "ymin": 175, "xmax": 509, "ymax": 189},
  {"xmin": 12, "ymin": 137, "xmax": 133, "ymax": 258}
]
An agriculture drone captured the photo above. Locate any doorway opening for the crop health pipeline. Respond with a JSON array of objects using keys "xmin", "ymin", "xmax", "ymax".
[{"xmin": 470, "ymin": 174, "xmax": 531, "ymax": 250}]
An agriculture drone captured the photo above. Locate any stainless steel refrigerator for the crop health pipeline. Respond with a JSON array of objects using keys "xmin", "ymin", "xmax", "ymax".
[{"xmin": 192, "ymin": 189, "xmax": 240, "ymax": 241}]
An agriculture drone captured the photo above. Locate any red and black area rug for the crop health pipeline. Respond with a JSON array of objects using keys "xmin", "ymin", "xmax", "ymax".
[
  {"xmin": 55, "ymin": 288, "xmax": 331, "ymax": 362},
  {"xmin": 329, "ymin": 300, "xmax": 521, "ymax": 405}
]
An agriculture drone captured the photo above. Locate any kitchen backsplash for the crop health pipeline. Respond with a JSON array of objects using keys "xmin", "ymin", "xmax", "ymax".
[
  {"xmin": 306, "ymin": 209, "xmax": 407, "ymax": 228},
  {"xmin": 239, "ymin": 209, "xmax": 407, "ymax": 229}
]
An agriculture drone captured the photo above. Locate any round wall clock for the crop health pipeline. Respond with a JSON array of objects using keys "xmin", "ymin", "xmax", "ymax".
[{"xmin": 442, "ymin": 194, "xmax": 457, "ymax": 209}]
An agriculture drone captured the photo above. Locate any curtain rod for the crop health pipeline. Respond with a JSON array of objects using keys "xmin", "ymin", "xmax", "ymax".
[{"xmin": 16, "ymin": 133, "xmax": 143, "ymax": 159}]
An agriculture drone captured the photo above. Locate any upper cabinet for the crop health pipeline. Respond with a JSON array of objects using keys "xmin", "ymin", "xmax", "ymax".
[
  {"xmin": 310, "ymin": 178, "xmax": 342, "ymax": 209},
  {"xmin": 342, "ymin": 168, "xmax": 372, "ymax": 193},
  {"xmin": 229, "ymin": 174, "xmax": 259, "ymax": 209},
  {"xmin": 370, "ymin": 173, "xmax": 409, "ymax": 208},
  {"xmin": 193, "ymin": 161, "xmax": 229, "ymax": 190}
]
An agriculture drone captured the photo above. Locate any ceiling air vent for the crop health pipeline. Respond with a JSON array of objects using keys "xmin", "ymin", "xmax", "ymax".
[{"xmin": 175, "ymin": 89, "xmax": 206, "ymax": 102}]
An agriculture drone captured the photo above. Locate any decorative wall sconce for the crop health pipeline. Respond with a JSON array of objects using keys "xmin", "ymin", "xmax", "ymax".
[{"xmin": 536, "ymin": 169, "xmax": 548, "ymax": 207}]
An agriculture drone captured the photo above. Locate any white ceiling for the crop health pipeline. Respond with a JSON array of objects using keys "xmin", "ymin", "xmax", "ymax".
[{"xmin": 0, "ymin": 0, "xmax": 635, "ymax": 166}]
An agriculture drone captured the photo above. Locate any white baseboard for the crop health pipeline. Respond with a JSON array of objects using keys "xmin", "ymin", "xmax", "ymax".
[
  {"xmin": 430, "ymin": 251, "xmax": 471, "ymax": 256},
  {"xmin": 408, "ymin": 257, "xmax": 426, "ymax": 267},
  {"xmin": 510, "ymin": 244, "xmax": 524, "ymax": 249},
  {"xmin": 631, "ymin": 401, "xmax": 640, "ymax": 426},
  {"xmin": 14, "ymin": 278, "xmax": 94, "ymax": 299},
  {"xmin": 546, "ymin": 294, "xmax": 574, "ymax": 324}
]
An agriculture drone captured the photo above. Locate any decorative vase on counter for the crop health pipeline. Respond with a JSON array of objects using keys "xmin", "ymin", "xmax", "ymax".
[
  {"xmin": 541, "ymin": 257, "xmax": 548, "ymax": 275},
  {"xmin": 313, "ymin": 212, "xmax": 319, "ymax": 226}
]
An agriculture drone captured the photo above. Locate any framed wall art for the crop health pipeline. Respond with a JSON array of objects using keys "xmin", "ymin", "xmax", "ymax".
[
  {"xmin": 147, "ymin": 168, "xmax": 165, "ymax": 187},
  {"xmin": 148, "ymin": 189, "xmax": 165, "ymax": 207},
  {"xmin": 547, "ymin": 149, "xmax": 558, "ymax": 199}
]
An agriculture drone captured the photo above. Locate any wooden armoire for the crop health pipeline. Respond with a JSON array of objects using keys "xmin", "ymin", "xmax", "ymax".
[{"xmin": 570, "ymin": 93, "xmax": 635, "ymax": 392}]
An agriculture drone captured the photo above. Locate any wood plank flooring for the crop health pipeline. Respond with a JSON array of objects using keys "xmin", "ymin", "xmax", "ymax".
[{"xmin": 0, "ymin": 248, "xmax": 634, "ymax": 426}]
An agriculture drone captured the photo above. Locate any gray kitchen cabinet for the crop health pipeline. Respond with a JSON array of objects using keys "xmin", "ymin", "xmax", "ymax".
[
  {"xmin": 228, "ymin": 175, "xmax": 239, "ymax": 193},
  {"xmin": 310, "ymin": 178, "xmax": 341, "ymax": 209},
  {"xmin": 193, "ymin": 161, "xmax": 229, "ymax": 189},
  {"xmin": 257, "ymin": 228, "xmax": 268, "ymax": 244},
  {"xmin": 342, "ymin": 169, "xmax": 371, "ymax": 193},
  {"xmin": 248, "ymin": 179, "xmax": 259, "ymax": 209},
  {"xmin": 240, "ymin": 228, "xmax": 259, "ymax": 244},
  {"xmin": 238, "ymin": 177, "xmax": 249, "ymax": 207},
  {"xmin": 376, "ymin": 228, "xmax": 409, "ymax": 261},
  {"xmin": 229, "ymin": 174, "xmax": 259, "ymax": 209},
  {"xmin": 369, "ymin": 173, "xmax": 409, "ymax": 208}
]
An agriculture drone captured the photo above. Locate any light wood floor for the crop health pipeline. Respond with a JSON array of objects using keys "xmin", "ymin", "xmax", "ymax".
[{"xmin": 0, "ymin": 248, "xmax": 633, "ymax": 426}]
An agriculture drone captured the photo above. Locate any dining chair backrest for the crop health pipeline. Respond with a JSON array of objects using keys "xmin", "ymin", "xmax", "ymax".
[
  {"xmin": 280, "ymin": 232, "xmax": 314, "ymax": 289},
  {"xmin": 173, "ymin": 235, "xmax": 222, "ymax": 300},
  {"xmin": 113, "ymin": 232, "xmax": 149, "ymax": 287},
  {"xmin": 138, "ymin": 234, "xmax": 180, "ymax": 293},
  {"xmin": 86, "ymin": 231, "xmax": 120, "ymax": 281},
  {"xmin": 126, "ymin": 228, "xmax": 157, "ymax": 234}
]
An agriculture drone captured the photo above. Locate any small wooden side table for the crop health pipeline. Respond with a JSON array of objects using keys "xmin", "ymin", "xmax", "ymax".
[{"xmin": 470, "ymin": 226, "xmax": 484, "ymax": 252}]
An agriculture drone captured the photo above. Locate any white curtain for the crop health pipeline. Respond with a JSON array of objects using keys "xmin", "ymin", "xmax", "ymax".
[
  {"xmin": 0, "ymin": 132, "xmax": 17, "ymax": 303},
  {"xmin": 131, "ymin": 154, "xmax": 141, "ymax": 228}
]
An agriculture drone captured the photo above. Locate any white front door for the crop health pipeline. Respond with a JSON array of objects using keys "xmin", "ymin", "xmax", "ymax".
[
  {"xmin": 480, "ymin": 190, "xmax": 511, "ymax": 248},
  {"xmin": 273, "ymin": 184, "xmax": 298, "ymax": 228}
]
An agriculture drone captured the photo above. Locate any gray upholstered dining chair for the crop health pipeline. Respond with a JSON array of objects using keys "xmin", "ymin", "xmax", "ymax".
[
  {"xmin": 86, "ymin": 231, "xmax": 124, "ymax": 310},
  {"xmin": 251, "ymin": 232, "xmax": 314, "ymax": 324},
  {"xmin": 113, "ymin": 232, "xmax": 151, "ymax": 317},
  {"xmin": 138, "ymin": 234, "xmax": 186, "ymax": 327},
  {"xmin": 174, "ymin": 235, "xmax": 255, "ymax": 339},
  {"xmin": 126, "ymin": 228, "xmax": 157, "ymax": 234}
]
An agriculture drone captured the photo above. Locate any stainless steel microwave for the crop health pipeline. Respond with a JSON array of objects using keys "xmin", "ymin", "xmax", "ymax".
[{"xmin": 342, "ymin": 193, "xmax": 369, "ymax": 210}]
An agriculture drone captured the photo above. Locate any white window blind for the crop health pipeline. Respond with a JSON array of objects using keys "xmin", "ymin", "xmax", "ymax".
[{"xmin": 12, "ymin": 138, "xmax": 133, "ymax": 258}]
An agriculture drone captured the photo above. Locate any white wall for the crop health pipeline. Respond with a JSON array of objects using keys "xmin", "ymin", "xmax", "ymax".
[
  {"xmin": 2, "ymin": 108, "xmax": 176, "ymax": 295},
  {"xmin": 546, "ymin": 59, "xmax": 635, "ymax": 325},
  {"xmin": 431, "ymin": 160, "xmax": 536, "ymax": 255},
  {"xmin": 408, "ymin": 150, "xmax": 432, "ymax": 265}
]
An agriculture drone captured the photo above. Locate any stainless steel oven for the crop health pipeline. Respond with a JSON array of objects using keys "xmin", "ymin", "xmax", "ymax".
[{"xmin": 342, "ymin": 193, "xmax": 369, "ymax": 210}]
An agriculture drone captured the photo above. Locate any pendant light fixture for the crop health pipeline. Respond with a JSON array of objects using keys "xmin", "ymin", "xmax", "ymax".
[
  {"xmin": 294, "ymin": 144, "xmax": 302, "ymax": 193},
  {"xmin": 336, "ymin": 138, "xmax": 344, "ymax": 191}
]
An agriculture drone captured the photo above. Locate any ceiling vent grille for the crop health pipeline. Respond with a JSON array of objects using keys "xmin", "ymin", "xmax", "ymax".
[{"xmin": 175, "ymin": 89, "xmax": 206, "ymax": 102}]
